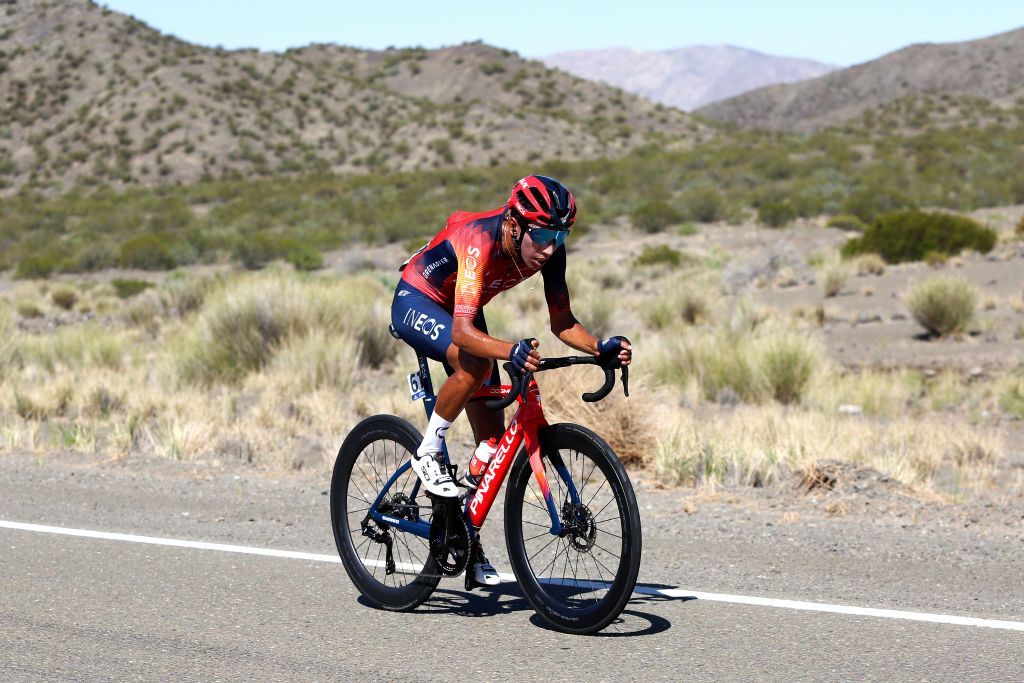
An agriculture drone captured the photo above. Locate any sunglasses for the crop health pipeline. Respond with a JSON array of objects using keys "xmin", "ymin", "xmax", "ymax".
[{"xmin": 525, "ymin": 225, "xmax": 569, "ymax": 248}]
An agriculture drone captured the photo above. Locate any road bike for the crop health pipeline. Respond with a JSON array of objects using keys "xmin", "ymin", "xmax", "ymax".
[{"xmin": 330, "ymin": 327, "xmax": 642, "ymax": 635}]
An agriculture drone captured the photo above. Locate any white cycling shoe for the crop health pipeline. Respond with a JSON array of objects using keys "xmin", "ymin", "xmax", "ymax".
[
  {"xmin": 410, "ymin": 450, "xmax": 459, "ymax": 498},
  {"xmin": 472, "ymin": 552, "xmax": 501, "ymax": 586}
]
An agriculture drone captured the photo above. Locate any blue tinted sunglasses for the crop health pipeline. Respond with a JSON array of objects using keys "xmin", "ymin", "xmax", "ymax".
[{"xmin": 526, "ymin": 225, "xmax": 569, "ymax": 248}]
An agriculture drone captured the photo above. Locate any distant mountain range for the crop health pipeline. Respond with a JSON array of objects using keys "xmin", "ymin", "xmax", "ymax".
[
  {"xmin": 697, "ymin": 27, "xmax": 1024, "ymax": 132},
  {"xmin": 0, "ymin": 0, "xmax": 709, "ymax": 195},
  {"xmin": 542, "ymin": 46, "xmax": 837, "ymax": 111}
]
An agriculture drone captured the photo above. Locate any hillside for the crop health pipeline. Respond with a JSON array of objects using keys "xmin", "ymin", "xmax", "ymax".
[
  {"xmin": 543, "ymin": 45, "xmax": 836, "ymax": 111},
  {"xmin": 697, "ymin": 27, "xmax": 1024, "ymax": 132},
  {"xmin": 0, "ymin": 0, "xmax": 708, "ymax": 196}
]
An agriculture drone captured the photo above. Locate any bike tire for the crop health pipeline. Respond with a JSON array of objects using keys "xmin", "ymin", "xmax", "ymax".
[
  {"xmin": 504, "ymin": 423, "xmax": 642, "ymax": 635},
  {"xmin": 330, "ymin": 414, "xmax": 441, "ymax": 611}
]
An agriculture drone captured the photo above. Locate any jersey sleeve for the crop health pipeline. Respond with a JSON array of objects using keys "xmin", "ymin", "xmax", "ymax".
[
  {"xmin": 452, "ymin": 227, "xmax": 494, "ymax": 318},
  {"xmin": 541, "ymin": 245, "xmax": 571, "ymax": 314}
]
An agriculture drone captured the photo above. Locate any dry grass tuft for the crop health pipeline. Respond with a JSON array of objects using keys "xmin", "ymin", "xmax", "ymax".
[
  {"xmin": 906, "ymin": 276, "xmax": 977, "ymax": 337},
  {"xmin": 537, "ymin": 366, "xmax": 656, "ymax": 466},
  {"xmin": 852, "ymin": 253, "xmax": 886, "ymax": 276}
]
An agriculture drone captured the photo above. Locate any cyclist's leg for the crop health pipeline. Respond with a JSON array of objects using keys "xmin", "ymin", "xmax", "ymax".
[
  {"xmin": 391, "ymin": 285, "xmax": 492, "ymax": 495},
  {"xmin": 463, "ymin": 310, "xmax": 504, "ymax": 445}
]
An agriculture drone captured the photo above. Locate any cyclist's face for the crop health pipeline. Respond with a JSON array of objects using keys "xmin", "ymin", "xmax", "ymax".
[{"xmin": 521, "ymin": 227, "xmax": 558, "ymax": 268}]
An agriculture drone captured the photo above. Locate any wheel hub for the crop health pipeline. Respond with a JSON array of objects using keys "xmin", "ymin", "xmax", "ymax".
[{"xmin": 562, "ymin": 501, "xmax": 597, "ymax": 552}]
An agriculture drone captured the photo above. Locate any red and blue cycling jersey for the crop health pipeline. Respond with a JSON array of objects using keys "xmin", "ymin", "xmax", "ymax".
[{"xmin": 400, "ymin": 207, "xmax": 571, "ymax": 318}]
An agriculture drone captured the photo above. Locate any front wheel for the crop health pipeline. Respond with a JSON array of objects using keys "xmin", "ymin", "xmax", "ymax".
[{"xmin": 504, "ymin": 423, "xmax": 642, "ymax": 634}]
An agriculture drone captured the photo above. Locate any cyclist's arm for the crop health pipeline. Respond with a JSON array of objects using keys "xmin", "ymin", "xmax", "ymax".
[
  {"xmin": 451, "ymin": 317, "xmax": 515, "ymax": 360},
  {"xmin": 450, "ymin": 230, "xmax": 518, "ymax": 361},
  {"xmin": 542, "ymin": 247, "xmax": 599, "ymax": 354}
]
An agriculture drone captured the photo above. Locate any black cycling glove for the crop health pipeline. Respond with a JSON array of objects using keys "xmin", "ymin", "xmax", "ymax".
[
  {"xmin": 597, "ymin": 335, "xmax": 630, "ymax": 365},
  {"xmin": 509, "ymin": 338, "xmax": 537, "ymax": 374}
]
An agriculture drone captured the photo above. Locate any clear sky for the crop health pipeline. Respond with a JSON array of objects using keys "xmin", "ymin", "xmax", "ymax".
[{"xmin": 99, "ymin": 1, "xmax": 1024, "ymax": 66}]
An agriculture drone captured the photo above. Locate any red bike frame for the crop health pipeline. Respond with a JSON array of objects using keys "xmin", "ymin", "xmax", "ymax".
[{"xmin": 464, "ymin": 379, "xmax": 560, "ymax": 532}]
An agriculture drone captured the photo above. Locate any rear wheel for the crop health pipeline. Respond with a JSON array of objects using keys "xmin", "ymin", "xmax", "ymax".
[
  {"xmin": 504, "ymin": 423, "xmax": 642, "ymax": 634},
  {"xmin": 330, "ymin": 414, "xmax": 440, "ymax": 611}
]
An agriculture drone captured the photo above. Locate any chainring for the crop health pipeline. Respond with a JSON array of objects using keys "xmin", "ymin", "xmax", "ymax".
[{"xmin": 428, "ymin": 499, "xmax": 470, "ymax": 577}]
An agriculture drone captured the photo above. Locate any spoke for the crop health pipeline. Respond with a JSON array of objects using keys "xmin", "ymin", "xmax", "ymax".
[
  {"xmin": 520, "ymin": 519, "xmax": 551, "ymax": 529},
  {"xmin": 584, "ymin": 477, "xmax": 610, "ymax": 509},
  {"xmin": 522, "ymin": 529, "xmax": 556, "ymax": 543},
  {"xmin": 592, "ymin": 540, "xmax": 622, "ymax": 561},
  {"xmin": 527, "ymin": 533, "xmax": 561, "ymax": 564},
  {"xmin": 590, "ymin": 494, "xmax": 617, "ymax": 523}
]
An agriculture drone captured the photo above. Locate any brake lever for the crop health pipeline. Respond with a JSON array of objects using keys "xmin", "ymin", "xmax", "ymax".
[{"xmin": 621, "ymin": 364, "xmax": 629, "ymax": 397}]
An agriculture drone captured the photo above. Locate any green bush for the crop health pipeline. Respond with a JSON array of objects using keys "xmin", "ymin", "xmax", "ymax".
[
  {"xmin": 120, "ymin": 234, "xmax": 178, "ymax": 270},
  {"xmin": 681, "ymin": 187, "xmax": 724, "ymax": 223},
  {"xmin": 757, "ymin": 201, "xmax": 796, "ymax": 228},
  {"xmin": 634, "ymin": 244, "xmax": 682, "ymax": 267},
  {"xmin": 841, "ymin": 210, "xmax": 997, "ymax": 263},
  {"xmin": 631, "ymin": 201, "xmax": 680, "ymax": 233},
  {"xmin": 15, "ymin": 253, "xmax": 59, "ymax": 279},
  {"xmin": 826, "ymin": 214, "xmax": 867, "ymax": 232},
  {"xmin": 842, "ymin": 187, "xmax": 914, "ymax": 223},
  {"xmin": 235, "ymin": 233, "xmax": 283, "ymax": 270},
  {"xmin": 906, "ymin": 276, "xmax": 977, "ymax": 337},
  {"xmin": 286, "ymin": 243, "xmax": 324, "ymax": 271},
  {"xmin": 111, "ymin": 278, "xmax": 154, "ymax": 299}
]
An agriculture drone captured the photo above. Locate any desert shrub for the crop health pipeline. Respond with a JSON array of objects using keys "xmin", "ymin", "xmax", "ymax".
[
  {"xmin": 924, "ymin": 251, "xmax": 948, "ymax": 267},
  {"xmin": 17, "ymin": 325, "xmax": 123, "ymax": 372},
  {"xmin": 998, "ymin": 374, "xmax": 1024, "ymax": 418},
  {"xmin": 15, "ymin": 253, "xmax": 59, "ymax": 279},
  {"xmin": 173, "ymin": 272, "xmax": 393, "ymax": 386},
  {"xmin": 631, "ymin": 201, "xmax": 680, "ymax": 233},
  {"xmin": 119, "ymin": 234, "xmax": 178, "ymax": 270},
  {"xmin": 821, "ymin": 259, "xmax": 850, "ymax": 298},
  {"xmin": 757, "ymin": 201, "xmax": 796, "ymax": 228},
  {"xmin": 644, "ymin": 287, "xmax": 712, "ymax": 329},
  {"xmin": 906, "ymin": 276, "xmax": 977, "ymax": 337},
  {"xmin": 841, "ymin": 186, "xmax": 914, "ymax": 223},
  {"xmin": 681, "ymin": 186, "xmax": 724, "ymax": 223},
  {"xmin": 633, "ymin": 244, "xmax": 682, "ymax": 267},
  {"xmin": 286, "ymin": 243, "xmax": 324, "ymax": 271},
  {"xmin": 51, "ymin": 287, "xmax": 78, "ymax": 310},
  {"xmin": 16, "ymin": 302, "xmax": 43, "ymax": 318},
  {"xmin": 852, "ymin": 253, "xmax": 885, "ymax": 276},
  {"xmin": 111, "ymin": 278, "xmax": 154, "ymax": 299},
  {"xmin": 1016, "ymin": 215, "xmax": 1024, "ymax": 239},
  {"xmin": 841, "ymin": 210, "xmax": 997, "ymax": 263},
  {"xmin": 826, "ymin": 214, "xmax": 867, "ymax": 232},
  {"xmin": 754, "ymin": 331, "xmax": 820, "ymax": 405}
]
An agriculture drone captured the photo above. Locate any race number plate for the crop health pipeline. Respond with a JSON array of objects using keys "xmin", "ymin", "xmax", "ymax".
[{"xmin": 407, "ymin": 372, "xmax": 426, "ymax": 402}]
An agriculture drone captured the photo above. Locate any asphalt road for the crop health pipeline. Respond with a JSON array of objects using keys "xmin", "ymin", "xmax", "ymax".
[{"xmin": 1, "ymin": 452, "xmax": 1022, "ymax": 681}]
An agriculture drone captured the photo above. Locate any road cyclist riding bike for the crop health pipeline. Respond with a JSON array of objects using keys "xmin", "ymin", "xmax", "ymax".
[
  {"xmin": 330, "ymin": 175, "xmax": 640, "ymax": 634},
  {"xmin": 390, "ymin": 175, "xmax": 632, "ymax": 586}
]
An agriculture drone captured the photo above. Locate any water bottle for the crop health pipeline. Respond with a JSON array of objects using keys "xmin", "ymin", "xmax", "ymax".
[{"xmin": 464, "ymin": 437, "xmax": 498, "ymax": 489}]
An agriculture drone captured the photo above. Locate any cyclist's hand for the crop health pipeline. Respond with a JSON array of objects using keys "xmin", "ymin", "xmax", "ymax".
[
  {"xmin": 597, "ymin": 335, "xmax": 632, "ymax": 367},
  {"xmin": 509, "ymin": 338, "xmax": 541, "ymax": 374}
]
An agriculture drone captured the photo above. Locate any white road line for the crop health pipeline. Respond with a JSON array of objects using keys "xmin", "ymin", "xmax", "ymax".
[{"xmin": 2, "ymin": 519, "xmax": 1022, "ymax": 632}]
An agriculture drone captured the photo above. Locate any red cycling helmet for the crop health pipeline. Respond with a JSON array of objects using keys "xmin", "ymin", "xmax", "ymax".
[{"xmin": 507, "ymin": 175, "xmax": 577, "ymax": 230}]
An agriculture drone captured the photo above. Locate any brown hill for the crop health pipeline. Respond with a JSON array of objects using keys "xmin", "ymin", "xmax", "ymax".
[
  {"xmin": 697, "ymin": 27, "xmax": 1024, "ymax": 133},
  {"xmin": 0, "ymin": 0, "xmax": 709, "ymax": 195}
]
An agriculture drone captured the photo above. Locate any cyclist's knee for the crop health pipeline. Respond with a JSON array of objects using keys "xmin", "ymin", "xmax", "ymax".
[{"xmin": 448, "ymin": 347, "xmax": 491, "ymax": 386}]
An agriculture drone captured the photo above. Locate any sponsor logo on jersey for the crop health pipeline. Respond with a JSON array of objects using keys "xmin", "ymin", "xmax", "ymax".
[
  {"xmin": 454, "ymin": 304, "xmax": 476, "ymax": 316},
  {"xmin": 421, "ymin": 256, "xmax": 449, "ymax": 279},
  {"xmin": 397, "ymin": 289, "xmax": 411, "ymax": 296},
  {"xmin": 402, "ymin": 308, "xmax": 445, "ymax": 341}
]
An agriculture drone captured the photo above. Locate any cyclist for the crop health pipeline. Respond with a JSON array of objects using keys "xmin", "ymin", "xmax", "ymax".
[{"xmin": 390, "ymin": 175, "xmax": 632, "ymax": 587}]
